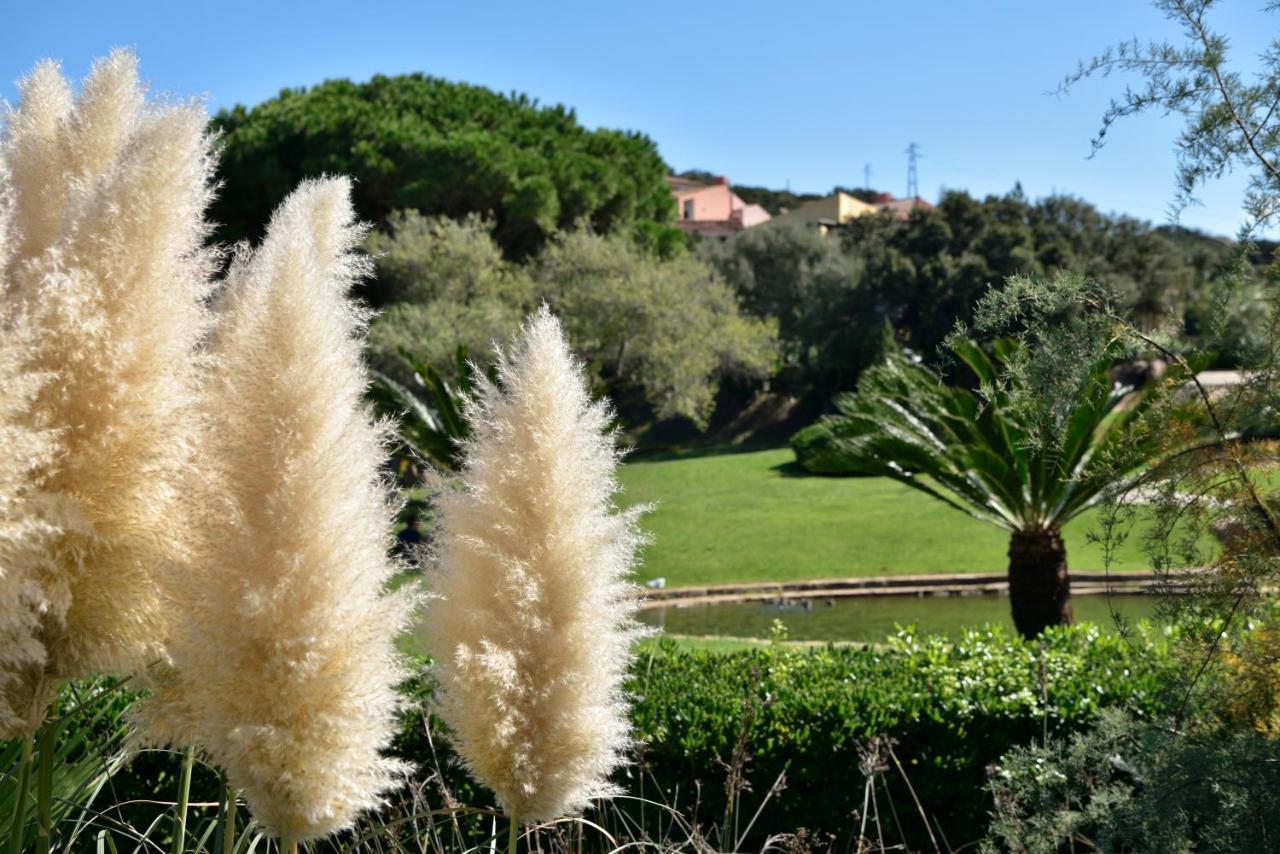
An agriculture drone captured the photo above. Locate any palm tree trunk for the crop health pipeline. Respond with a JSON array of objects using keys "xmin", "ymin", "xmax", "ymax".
[{"xmin": 1007, "ymin": 528, "xmax": 1072, "ymax": 638}]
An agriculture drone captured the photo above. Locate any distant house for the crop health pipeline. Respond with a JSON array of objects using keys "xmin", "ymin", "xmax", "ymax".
[
  {"xmin": 872, "ymin": 192, "xmax": 934, "ymax": 219},
  {"xmin": 768, "ymin": 191, "xmax": 878, "ymax": 232},
  {"xmin": 668, "ymin": 175, "xmax": 771, "ymax": 238},
  {"xmin": 768, "ymin": 190, "xmax": 935, "ymax": 233}
]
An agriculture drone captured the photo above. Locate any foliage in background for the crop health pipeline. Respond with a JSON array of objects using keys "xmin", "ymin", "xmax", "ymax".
[
  {"xmin": 367, "ymin": 211, "xmax": 776, "ymax": 427},
  {"xmin": 204, "ymin": 23, "xmax": 1271, "ymax": 430},
  {"xmin": 698, "ymin": 222, "xmax": 877, "ymax": 403},
  {"xmin": 208, "ymin": 65, "xmax": 1254, "ymax": 426},
  {"xmin": 983, "ymin": 708, "xmax": 1280, "ymax": 853},
  {"xmin": 700, "ymin": 186, "xmax": 1246, "ymax": 419},
  {"xmin": 367, "ymin": 212, "xmax": 530, "ymax": 389},
  {"xmin": 537, "ymin": 228, "xmax": 776, "ymax": 426},
  {"xmin": 210, "ymin": 74, "xmax": 678, "ymax": 268},
  {"xmin": 846, "ymin": 189, "xmax": 1224, "ymax": 352}
]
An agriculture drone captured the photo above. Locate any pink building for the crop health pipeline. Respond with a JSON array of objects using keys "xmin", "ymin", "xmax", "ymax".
[
  {"xmin": 872, "ymin": 192, "xmax": 934, "ymax": 219},
  {"xmin": 667, "ymin": 175, "xmax": 771, "ymax": 238}
]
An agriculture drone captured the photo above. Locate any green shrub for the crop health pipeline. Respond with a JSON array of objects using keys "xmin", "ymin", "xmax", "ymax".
[
  {"xmin": 983, "ymin": 709, "xmax": 1280, "ymax": 853},
  {"xmin": 622, "ymin": 625, "xmax": 1179, "ymax": 847},
  {"xmin": 367, "ymin": 212, "xmax": 776, "ymax": 427}
]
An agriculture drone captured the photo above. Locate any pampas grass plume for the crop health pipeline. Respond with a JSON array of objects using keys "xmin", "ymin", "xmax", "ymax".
[
  {"xmin": 133, "ymin": 178, "xmax": 416, "ymax": 842},
  {"xmin": 0, "ymin": 50, "xmax": 214, "ymax": 723},
  {"xmin": 425, "ymin": 305, "xmax": 647, "ymax": 822},
  {"xmin": 0, "ymin": 304, "xmax": 68, "ymax": 736}
]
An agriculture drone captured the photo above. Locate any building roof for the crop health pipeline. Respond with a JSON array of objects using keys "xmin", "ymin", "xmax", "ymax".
[
  {"xmin": 874, "ymin": 196, "xmax": 934, "ymax": 218},
  {"xmin": 665, "ymin": 174, "xmax": 729, "ymax": 191}
]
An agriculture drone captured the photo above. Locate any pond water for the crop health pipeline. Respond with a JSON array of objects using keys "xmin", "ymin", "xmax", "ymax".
[{"xmin": 638, "ymin": 592, "xmax": 1162, "ymax": 642}]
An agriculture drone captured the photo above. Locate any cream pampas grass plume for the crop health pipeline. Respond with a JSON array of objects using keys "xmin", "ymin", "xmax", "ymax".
[
  {"xmin": 0, "ymin": 161, "xmax": 54, "ymax": 738},
  {"xmin": 0, "ymin": 50, "xmax": 214, "ymax": 722},
  {"xmin": 0, "ymin": 304, "xmax": 70, "ymax": 736},
  {"xmin": 425, "ymin": 306, "xmax": 647, "ymax": 822},
  {"xmin": 133, "ymin": 178, "xmax": 416, "ymax": 842}
]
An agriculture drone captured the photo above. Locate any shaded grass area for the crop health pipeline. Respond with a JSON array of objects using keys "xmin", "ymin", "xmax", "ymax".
[{"xmin": 618, "ymin": 446, "xmax": 1200, "ymax": 588}]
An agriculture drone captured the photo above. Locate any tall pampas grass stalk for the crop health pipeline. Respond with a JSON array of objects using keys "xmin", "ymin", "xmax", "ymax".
[
  {"xmin": 425, "ymin": 306, "xmax": 648, "ymax": 832},
  {"xmin": 132, "ymin": 178, "xmax": 416, "ymax": 844},
  {"xmin": 0, "ymin": 50, "xmax": 217, "ymax": 729}
]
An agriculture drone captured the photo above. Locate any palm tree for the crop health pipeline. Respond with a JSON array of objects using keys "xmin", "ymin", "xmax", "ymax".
[{"xmin": 794, "ymin": 338, "xmax": 1164, "ymax": 637}]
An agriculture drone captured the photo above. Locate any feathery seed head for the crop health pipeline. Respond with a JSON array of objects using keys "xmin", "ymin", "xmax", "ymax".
[
  {"xmin": 0, "ymin": 307, "xmax": 68, "ymax": 736},
  {"xmin": 0, "ymin": 50, "xmax": 215, "ymax": 723},
  {"xmin": 132, "ymin": 178, "xmax": 416, "ymax": 842},
  {"xmin": 3, "ymin": 59, "xmax": 73, "ymax": 265},
  {"xmin": 425, "ymin": 305, "xmax": 649, "ymax": 821}
]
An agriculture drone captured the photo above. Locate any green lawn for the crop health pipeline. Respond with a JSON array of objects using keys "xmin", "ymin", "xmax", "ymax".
[{"xmin": 617, "ymin": 446, "xmax": 1192, "ymax": 588}]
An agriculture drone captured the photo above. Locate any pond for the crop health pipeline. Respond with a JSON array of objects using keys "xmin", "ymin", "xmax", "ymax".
[{"xmin": 638, "ymin": 592, "xmax": 1163, "ymax": 642}]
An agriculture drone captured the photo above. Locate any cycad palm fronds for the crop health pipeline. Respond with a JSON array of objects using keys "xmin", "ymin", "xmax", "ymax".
[
  {"xmin": 369, "ymin": 346, "xmax": 493, "ymax": 472},
  {"xmin": 805, "ymin": 338, "xmax": 1161, "ymax": 533},
  {"xmin": 795, "ymin": 336, "xmax": 1169, "ymax": 636}
]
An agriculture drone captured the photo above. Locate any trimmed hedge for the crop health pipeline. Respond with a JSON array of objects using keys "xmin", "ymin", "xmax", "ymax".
[{"xmin": 399, "ymin": 624, "xmax": 1180, "ymax": 847}]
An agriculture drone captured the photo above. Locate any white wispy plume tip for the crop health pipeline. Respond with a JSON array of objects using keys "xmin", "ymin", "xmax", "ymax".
[
  {"xmin": 425, "ymin": 305, "xmax": 649, "ymax": 822},
  {"xmin": 132, "ymin": 178, "xmax": 418, "ymax": 842},
  {"xmin": 0, "ymin": 49, "xmax": 216, "ymax": 727}
]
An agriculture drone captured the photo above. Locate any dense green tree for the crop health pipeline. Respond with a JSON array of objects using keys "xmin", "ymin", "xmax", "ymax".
[
  {"xmin": 211, "ymin": 75, "xmax": 676, "ymax": 265},
  {"xmin": 843, "ymin": 189, "xmax": 1205, "ymax": 359},
  {"xmin": 367, "ymin": 212, "xmax": 775, "ymax": 427},
  {"xmin": 534, "ymin": 229, "xmax": 777, "ymax": 426},
  {"xmin": 698, "ymin": 222, "xmax": 877, "ymax": 400},
  {"xmin": 700, "ymin": 186, "xmax": 1217, "ymax": 412},
  {"xmin": 367, "ymin": 213, "xmax": 533, "ymax": 380}
]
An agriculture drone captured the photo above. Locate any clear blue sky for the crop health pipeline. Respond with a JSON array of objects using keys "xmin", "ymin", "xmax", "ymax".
[{"xmin": 3, "ymin": 1, "xmax": 1275, "ymax": 236}]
